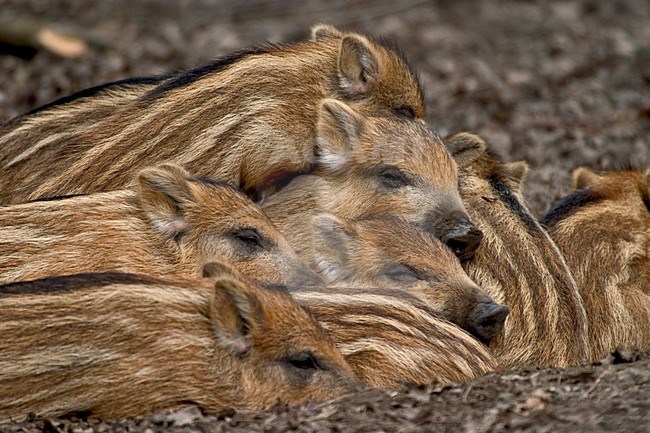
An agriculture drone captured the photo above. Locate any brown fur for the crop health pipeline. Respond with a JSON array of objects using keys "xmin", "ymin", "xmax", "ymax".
[
  {"xmin": 542, "ymin": 167, "xmax": 650, "ymax": 359},
  {"xmin": 292, "ymin": 213, "xmax": 507, "ymax": 344},
  {"xmin": 261, "ymin": 98, "xmax": 482, "ymax": 258},
  {"xmin": 0, "ymin": 164, "xmax": 320, "ymax": 287},
  {"xmin": 0, "ymin": 24, "xmax": 424, "ymax": 204},
  {"xmin": 447, "ymin": 132, "xmax": 590, "ymax": 368},
  {"xmin": 290, "ymin": 286, "xmax": 497, "ymax": 388},
  {"xmin": 0, "ymin": 267, "xmax": 359, "ymax": 421}
]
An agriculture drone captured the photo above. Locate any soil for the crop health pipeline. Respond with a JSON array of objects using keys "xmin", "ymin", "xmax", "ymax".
[{"xmin": 0, "ymin": 0, "xmax": 648, "ymax": 432}]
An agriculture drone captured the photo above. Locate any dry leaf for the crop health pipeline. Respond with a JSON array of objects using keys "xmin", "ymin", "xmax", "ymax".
[{"xmin": 37, "ymin": 27, "xmax": 88, "ymax": 58}]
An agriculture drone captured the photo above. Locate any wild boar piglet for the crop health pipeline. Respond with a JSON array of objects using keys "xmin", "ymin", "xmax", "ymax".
[
  {"xmin": 304, "ymin": 213, "xmax": 508, "ymax": 345},
  {"xmin": 0, "ymin": 163, "xmax": 320, "ymax": 287},
  {"xmin": 0, "ymin": 24, "xmax": 425, "ymax": 204},
  {"xmin": 301, "ymin": 98, "xmax": 483, "ymax": 258},
  {"xmin": 262, "ymin": 100, "xmax": 484, "ymax": 261},
  {"xmin": 0, "ymin": 263, "xmax": 360, "ymax": 422},
  {"xmin": 447, "ymin": 132, "xmax": 590, "ymax": 368},
  {"xmin": 542, "ymin": 166, "xmax": 650, "ymax": 359}
]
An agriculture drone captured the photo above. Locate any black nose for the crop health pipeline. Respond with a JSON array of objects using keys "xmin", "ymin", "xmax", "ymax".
[
  {"xmin": 468, "ymin": 302, "xmax": 509, "ymax": 345},
  {"xmin": 444, "ymin": 226, "xmax": 484, "ymax": 261}
]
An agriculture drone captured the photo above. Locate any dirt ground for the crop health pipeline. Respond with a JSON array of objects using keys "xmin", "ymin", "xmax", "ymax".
[{"xmin": 0, "ymin": 0, "xmax": 649, "ymax": 432}]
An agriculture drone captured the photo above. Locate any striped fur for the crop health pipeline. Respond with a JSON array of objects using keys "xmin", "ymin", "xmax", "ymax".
[
  {"xmin": 0, "ymin": 25, "xmax": 424, "ymax": 204},
  {"xmin": 0, "ymin": 268, "xmax": 359, "ymax": 422},
  {"xmin": 286, "ymin": 98, "xmax": 477, "ymax": 250},
  {"xmin": 259, "ymin": 98, "xmax": 482, "ymax": 259},
  {"xmin": 448, "ymin": 133, "xmax": 590, "ymax": 368},
  {"xmin": 0, "ymin": 163, "xmax": 320, "ymax": 287},
  {"xmin": 20, "ymin": 76, "xmax": 166, "ymax": 118},
  {"xmin": 291, "ymin": 286, "xmax": 497, "ymax": 388},
  {"xmin": 542, "ymin": 167, "xmax": 650, "ymax": 359},
  {"xmin": 1, "ymin": 78, "xmax": 161, "ymax": 177},
  {"xmin": 287, "ymin": 213, "xmax": 507, "ymax": 344}
]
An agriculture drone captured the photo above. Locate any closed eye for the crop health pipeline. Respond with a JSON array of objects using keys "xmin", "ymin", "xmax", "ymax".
[
  {"xmin": 378, "ymin": 165, "xmax": 411, "ymax": 189},
  {"xmin": 385, "ymin": 263, "xmax": 424, "ymax": 284},
  {"xmin": 231, "ymin": 228, "xmax": 265, "ymax": 250}
]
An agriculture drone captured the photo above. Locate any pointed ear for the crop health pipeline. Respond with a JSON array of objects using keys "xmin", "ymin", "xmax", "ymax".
[
  {"xmin": 311, "ymin": 23, "xmax": 343, "ymax": 40},
  {"xmin": 338, "ymin": 35, "xmax": 379, "ymax": 97},
  {"xmin": 445, "ymin": 133, "xmax": 486, "ymax": 168},
  {"xmin": 505, "ymin": 161, "xmax": 529, "ymax": 185},
  {"xmin": 137, "ymin": 163, "xmax": 194, "ymax": 238},
  {"xmin": 571, "ymin": 167, "xmax": 602, "ymax": 190},
  {"xmin": 315, "ymin": 99, "xmax": 363, "ymax": 172},
  {"xmin": 209, "ymin": 276, "xmax": 264, "ymax": 356},
  {"xmin": 311, "ymin": 214, "xmax": 354, "ymax": 283}
]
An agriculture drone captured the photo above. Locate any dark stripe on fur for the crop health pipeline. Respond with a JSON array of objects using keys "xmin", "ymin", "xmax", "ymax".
[
  {"xmin": 193, "ymin": 177, "xmax": 251, "ymax": 199},
  {"xmin": 642, "ymin": 189, "xmax": 650, "ymax": 214},
  {"xmin": 541, "ymin": 189, "xmax": 605, "ymax": 228},
  {"xmin": 28, "ymin": 193, "xmax": 86, "ymax": 203},
  {"xmin": 145, "ymin": 44, "xmax": 280, "ymax": 98},
  {"xmin": 19, "ymin": 76, "xmax": 167, "ymax": 118},
  {"xmin": 0, "ymin": 273, "xmax": 165, "ymax": 297},
  {"xmin": 488, "ymin": 174, "xmax": 538, "ymax": 230}
]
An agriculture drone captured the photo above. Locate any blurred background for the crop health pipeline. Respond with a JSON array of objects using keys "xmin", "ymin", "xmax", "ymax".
[{"xmin": 1, "ymin": 0, "xmax": 649, "ymax": 215}]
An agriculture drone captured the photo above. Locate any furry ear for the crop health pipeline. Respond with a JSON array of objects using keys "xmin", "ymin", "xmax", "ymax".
[
  {"xmin": 315, "ymin": 99, "xmax": 363, "ymax": 172},
  {"xmin": 445, "ymin": 133, "xmax": 487, "ymax": 168},
  {"xmin": 311, "ymin": 23, "xmax": 344, "ymax": 40},
  {"xmin": 209, "ymin": 276, "xmax": 264, "ymax": 356},
  {"xmin": 137, "ymin": 163, "xmax": 194, "ymax": 238},
  {"xmin": 505, "ymin": 161, "xmax": 529, "ymax": 185},
  {"xmin": 311, "ymin": 214, "xmax": 354, "ymax": 284},
  {"xmin": 571, "ymin": 167, "xmax": 602, "ymax": 190},
  {"xmin": 338, "ymin": 35, "xmax": 379, "ymax": 97}
]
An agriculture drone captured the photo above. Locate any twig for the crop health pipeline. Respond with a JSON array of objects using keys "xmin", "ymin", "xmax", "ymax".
[
  {"xmin": 462, "ymin": 385, "xmax": 473, "ymax": 402},
  {"xmin": 582, "ymin": 367, "xmax": 610, "ymax": 397}
]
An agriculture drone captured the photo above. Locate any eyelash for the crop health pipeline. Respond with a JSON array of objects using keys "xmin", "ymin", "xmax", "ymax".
[
  {"xmin": 231, "ymin": 228, "xmax": 264, "ymax": 250},
  {"xmin": 380, "ymin": 168, "xmax": 410, "ymax": 188},
  {"xmin": 394, "ymin": 106, "xmax": 416, "ymax": 119}
]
